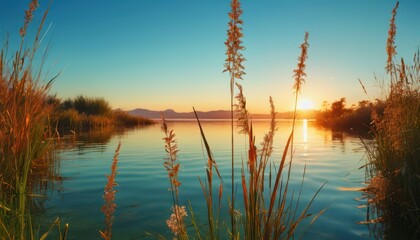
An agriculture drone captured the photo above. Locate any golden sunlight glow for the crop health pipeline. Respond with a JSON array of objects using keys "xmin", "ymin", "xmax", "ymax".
[
  {"xmin": 303, "ymin": 119, "xmax": 308, "ymax": 143},
  {"xmin": 298, "ymin": 99, "xmax": 314, "ymax": 110}
]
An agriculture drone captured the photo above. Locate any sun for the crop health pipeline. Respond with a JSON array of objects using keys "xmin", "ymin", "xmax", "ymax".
[{"xmin": 297, "ymin": 99, "xmax": 315, "ymax": 110}]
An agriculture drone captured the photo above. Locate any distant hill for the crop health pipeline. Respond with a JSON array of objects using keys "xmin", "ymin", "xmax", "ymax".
[{"xmin": 128, "ymin": 108, "xmax": 317, "ymax": 119}]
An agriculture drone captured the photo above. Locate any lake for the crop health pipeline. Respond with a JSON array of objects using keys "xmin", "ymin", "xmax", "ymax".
[{"xmin": 41, "ymin": 119, "xmax": 375, "ymax": 239}]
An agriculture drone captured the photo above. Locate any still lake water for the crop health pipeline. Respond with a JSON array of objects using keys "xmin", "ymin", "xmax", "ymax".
[{"xmin": 42, "ymin": 120, "xmax": 375, "ymax": 239}]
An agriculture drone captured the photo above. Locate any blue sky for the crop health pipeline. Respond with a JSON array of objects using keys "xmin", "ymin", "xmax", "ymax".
[{"xmin": 1, "ymin": 0, "xmax": 419, "ymax": 112}]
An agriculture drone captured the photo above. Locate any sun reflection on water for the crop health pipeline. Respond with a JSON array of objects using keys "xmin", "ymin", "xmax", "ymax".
[
  {"xmin": 302, "ymin": 119, "xmax": 308, "ymax": 153},
  {"xmin": 303, "ymin": 119, "xmax": 308, "ymax": 143}
]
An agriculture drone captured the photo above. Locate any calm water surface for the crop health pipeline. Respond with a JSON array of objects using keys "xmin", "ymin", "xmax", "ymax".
[{"xmin": 43, "ymin": 120, "xmax": 374, "ymax": 239}]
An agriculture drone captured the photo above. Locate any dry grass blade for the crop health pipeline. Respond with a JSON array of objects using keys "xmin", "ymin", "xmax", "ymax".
[
  {"xmin": 193, "ymin": 107, "xmax": 225, "ymax": 239},
  {"xmin": 358, "ymin": 78, "xmax": 368, "ymax": 96},
  {"xmin": 39, "ymin": 217, "xmax": 69, "ymax": 240},
  {"xmin": 198, "ymin": 176, "xmax": 215, "ymax": 239},
  {"xmin": 241, "ymin": 161, "xmax": 249, "ymax": 211},
  {"xmin": 193, "ymin": 108, "xmax": 222, "ymax": 181},
  {"xmin": 264, "ymin": 131, "xmax": 293, "ymax": 237}
]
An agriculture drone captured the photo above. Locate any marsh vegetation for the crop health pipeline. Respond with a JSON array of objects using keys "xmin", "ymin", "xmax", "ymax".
[{"xmin": 1, "ymin": 0, "xmax": 419, "ymax": 239}]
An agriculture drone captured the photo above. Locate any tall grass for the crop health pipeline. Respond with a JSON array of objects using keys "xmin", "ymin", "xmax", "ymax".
[
  {"xmin": 223, "ymin": 0, "xmax": 245, "ymax": 234},
  {"xmin": 236, "ymin": 32, "xmax": 324, "ymax": 239},
  {"xmin": 365, "ymin": 1, "xmax": 420, "ymax": 237},
  {"xmin": 0, "ymin": 0, "xmax": 65, "ymax": 239},
  {"xmin": 158, "ymin": 1, "xmax": 324, "ymax": 239}
]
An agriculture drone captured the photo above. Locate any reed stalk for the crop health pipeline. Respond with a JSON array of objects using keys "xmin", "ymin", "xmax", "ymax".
[
  {"xmin": 365, "ymin": 1, "xmax": 420, "ymax": 237},
  {"xmin": 193, "ymin": 108, "xmax": 223, "ymax": 239},
  {"xmin": 161, "ymin": 115, "xmax": 188, "ymax": 239},
  {"xmin": 99, "ymin": 142, "xmax": 121, "ymax": 240},
  {"xmin": 224, "ymin": 0, "xmax": 245, "ymax": 235}
]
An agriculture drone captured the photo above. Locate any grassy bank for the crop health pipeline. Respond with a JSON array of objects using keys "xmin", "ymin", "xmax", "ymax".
[
  {"xmin": 50, "ymin": 95, "xmax": 154, "ymax": 133},
  {"xmin": 364, "ymin": 2, "xmax": 420, "ymax": 237},
  {"xmin": 0, "ymin": 1, "xmax": 66, "ymax": 238}
]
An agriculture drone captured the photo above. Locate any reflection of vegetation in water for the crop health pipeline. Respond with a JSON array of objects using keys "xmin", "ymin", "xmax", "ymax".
[
  {"xmin": 77, "ymin": 127, "xmax": 116, "ymax": 145},
  {"xmin": 55, "ymin": 126, "xmax": 144, "ymax": 153}
]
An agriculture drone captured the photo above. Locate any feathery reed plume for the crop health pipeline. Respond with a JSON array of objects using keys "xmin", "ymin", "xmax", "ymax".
[
  {"xmin": 364, "ymin": 1, "xmax": 420, "ymax": 236},
  {"xmin": 293, "ymin": 32, "xmax": 309, "ymax": 96},
  {"xmin": 224, "ymin": 0, "xmax": 245, "ymax": 82},
  {"xmin": 161, "ymin": 115, "xmax": 181, "ymax": 194},
  {"xmin": 291, "ymin": 32, "xmax": 309, "ymax": 160},
  {"xmin": 161, "ymin": 114, "xmax": 187, "ymax": 238},
  {"xmin": 398, "ymin": 58, "xmax": 407, "ymax": 83},
  {"xmin": 99, "ymin": 142, "xmax": 121, "ymax": 240},
  {"xmin": 234, "ymin": 82, "xmax": 249, "ymax": 135},
  {"xmin": 224, "ymin": 0, "xmax": 245, "ymax": 235},
  {"xmin": 386, "ymin": 2, "xmax": 399, "ymax": 74},
  {"xmin": 166, "ymin": 205, "xmax": 188, "ymax": 237},
  {"xmin": 256, "ymin": 97, "xmax": 277, "ymax": 195},
  {"xmin": 261, "ymin": 97, "xmax": 277, "ymax": 159},
  {"xmin": 20, "ymin": 0, "xmax": 39, "ymax": 37}
]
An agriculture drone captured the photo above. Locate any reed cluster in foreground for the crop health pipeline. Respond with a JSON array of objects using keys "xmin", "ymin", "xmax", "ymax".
[
  {"xmin": 0, "ymin": 0, "xmax": 67, "ymax": 239},
  {"xmin": 155, "ymin": 1, "xmax": 324, "ymax": 239},
  {"xmin": 364, "ymin": 1, "xmax": 420, "ymax": 237}
]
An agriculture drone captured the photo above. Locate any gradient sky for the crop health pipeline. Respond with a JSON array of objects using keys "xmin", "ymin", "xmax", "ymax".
[{"xmin": 1, "ymin": 0, "xmax": 419, "ymax": 113}]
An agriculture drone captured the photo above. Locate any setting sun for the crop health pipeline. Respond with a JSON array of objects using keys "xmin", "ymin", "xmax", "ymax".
[{"xmin": 298, "ymin": 99, "xmax": 315, "ymax": 110}]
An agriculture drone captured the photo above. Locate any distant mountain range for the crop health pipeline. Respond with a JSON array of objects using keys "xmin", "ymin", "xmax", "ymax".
[{"xmin": 128, "ymin": 108, "xmax": 317, "ymax": 119}]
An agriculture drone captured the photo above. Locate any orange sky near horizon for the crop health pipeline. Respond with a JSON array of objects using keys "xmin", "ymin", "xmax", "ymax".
[{"xmin": 1, "ymin": 1, "xmax": 419, "ymax": 113}]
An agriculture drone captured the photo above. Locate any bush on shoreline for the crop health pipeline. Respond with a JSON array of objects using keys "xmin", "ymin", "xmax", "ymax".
[{"xmin": 316, "ymin": 98, "xmax": 385, "ymax": 134}]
